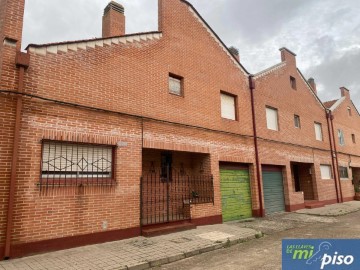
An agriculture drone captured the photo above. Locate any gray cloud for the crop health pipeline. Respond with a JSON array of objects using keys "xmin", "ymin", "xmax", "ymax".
[{"xmin": 22, "ymin": 0, "xmax": 360, "ymax": 109}]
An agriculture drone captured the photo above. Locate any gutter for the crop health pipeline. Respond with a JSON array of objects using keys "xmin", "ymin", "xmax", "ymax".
[
  {"xmin": 326, "ymin": 111, "xmax": 340, "ymax": 203},
  {"xmin": 249, "ymin": 75, "xmax": 264, "ymax": 217},
  {"xmin": 4, "ymin": 52, "xmax": 30, "ymax": 259}
]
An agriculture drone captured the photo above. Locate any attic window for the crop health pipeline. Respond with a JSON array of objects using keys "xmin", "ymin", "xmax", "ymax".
[
  {"xmin": 290, "ymin": 76, "xmax": 297, "ymax": 90},
  {"xmin": 169, "ymin": 74, "xmax": 183, "ymax": 96},
  {"xmin": 348, "ymin": 107, "xmax": 352, "ymax": 116},
  {"xmin": 352, "ymin": 134, "xmax": 356, "ymax": 144}
]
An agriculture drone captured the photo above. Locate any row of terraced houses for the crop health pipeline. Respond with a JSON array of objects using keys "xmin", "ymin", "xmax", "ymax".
[{"xmin": 1, "ymin": 0, "xmax": 359, "ymax": 259}]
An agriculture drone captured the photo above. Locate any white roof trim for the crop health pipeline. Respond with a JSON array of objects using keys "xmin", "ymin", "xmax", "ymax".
[
  {"xmin": 329, "ymin": 97, "xmax": 345, "ymax": 111},
  {"xmin": 28, "ymin": 33, "xmax": 163, "ymax": 57},
  {"xmin": 253, "ymin": 62, "xmax": 286, "ymax": 79}
]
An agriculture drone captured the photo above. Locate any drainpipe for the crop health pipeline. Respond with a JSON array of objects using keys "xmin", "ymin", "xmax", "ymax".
[
  {"xmin": 4, "ymin": 52, "xmax": 30, "ymax": 259},
  {"xmin": 249, "ymin": 75, "xmax": 264, "ymax": 217},
  {"xmin": 329, "ymin": 111, "xmax": 343, "ymax": 202},
  {"xmin": 326, "ymin": 111, "xmax": 340, "ymax": 203}
]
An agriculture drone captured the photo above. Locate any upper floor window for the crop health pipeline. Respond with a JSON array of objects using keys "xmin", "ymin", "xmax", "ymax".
[
  {"xmin": 352, "ymin": 134, "xmax": 356, "ymax": 144},
  {"xmin": 221, "ymin": 92, "xmax": 237, "ymax": 121},
  {"xmin": 320, "ymin": 165, "xmax": 332, "ymax": 180},
  {"xmin": 294, "ymin": 115, "xmax": 301, "ymax": 128},
  {"xmin": 169, "ymin": 74, "xmax": 183, "ymax": 96},
  {"xmin": 290, "ymin": 76, "xmax": 297, "ymax": 90},
  {"xmin": 338, "ymin": 129, "xmax": 345, "ymax": 146},
  {"xmin": 347, "ymin": 107, "xmax": 352, "ymax": 116},
  {"xmin": 41, "ymin": 141, "xmax": 114, "ymax": 182},
  {"xmin": 314, "ymin": 122, "xmax": 323, "ymax": 141},
  {"xmin": 266, "ymin": 106, "xmax": 279, "ymax": 131},
  {"xmin": 339, "ymin": 166, "xmax": 349, "ymax": 179}
]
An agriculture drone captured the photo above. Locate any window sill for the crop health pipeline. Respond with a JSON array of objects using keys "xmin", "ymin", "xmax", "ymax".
[
  {"xmin": 221, "ymin": 117, "xmax": 237, "ymax": 122},
  {"xmin": 169, "ymin": 92, "xmax": 183, "ymax": 97}
]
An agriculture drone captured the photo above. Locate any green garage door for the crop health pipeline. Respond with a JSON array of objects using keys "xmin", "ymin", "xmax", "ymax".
[
  {"xmin": 262, "ymin": 166, "xmax": 285, "ymax": 214},
  {"xmin": 220, "ymin": 166, "xmax": 252, "ymax": 222}
]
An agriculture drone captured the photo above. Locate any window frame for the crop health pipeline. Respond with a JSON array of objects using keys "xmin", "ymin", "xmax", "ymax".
[
  {"xmin": 40, "ymin": 140, "xmax": 116, "ymax": 186},
  {"xmin": 338, "ymin": 129, "xmax": 345, "ymax": 146},
  {"xmin": 320, "ymin": 164, "xmax": 333, "ymax": 180},
  {"xmin": 290, "ymin": 76, "xmax": 297, "ymax": 90},
  {"xmin": 314, "ymin": 122, "xmax": 323, "ymax": 141},
  {"xmin": 168, "ymin": 73, "xmax": 184, "ymax": 97},
  {"xmin": 294, "ymin": 114, "xmax": 301, "ymax": 128},
  {"xmin": 352, "ymin": 134, "xmax": 356, "ymax": 144},
  {"xmin": 339, "ymin": 166, "xmax": 349, "ymax": 180},
  {"xmin": 220, "ymin": 91, "xmax": 238, "ymax": 121},
  {"xmin": 266, "ymin": 106, "xmax": 279, "ymax": 131}
]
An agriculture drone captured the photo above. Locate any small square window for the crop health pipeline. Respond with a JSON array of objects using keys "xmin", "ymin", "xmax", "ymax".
[
  {"xmin": 266, "ymin": 106, "xmax": 279, "ymax": 131},
  {"xmin": 352, "ymin": 134, "xmax": 356, "ymax": 144},
  {"xmin": 338, "ymin": 129, "xmax": 345, "ymax": 146},
  {"xmin": 320, "ymin": 165, "xmax": 332, "ymax": 180},
  {"xmin": 294, "ymin": 115, "xmax": 301, "ymax": 128},
  {"xmin": 339, "ymin": 166, "xmax": 349, "ymax": 179},
  {"xmin": 169, "ymin": 74, "xmax": 183, "ymax": 96},
  {"xmin": 314, "ymin": 122, "xmax": 323, "ymax": 141},
  {"xmin": 221, "ymin": 92, "xmax": 237, "ymax": 120},
  {"xmin": 290, "ymin": 76, "xmax": 297, "ymax": 90}
]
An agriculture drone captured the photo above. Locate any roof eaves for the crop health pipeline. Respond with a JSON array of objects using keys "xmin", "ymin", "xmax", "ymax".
[
  {"xmin": 253, "ymin": 62, "xmax": 287, "ymax": 79},
  {"xmin": 25, "ymin": 31, "xmax": 162, "ymax": 50},
  {"xmin": 180, "ymin": 0, "xmax": 250, "ymax": 76},
  {"xmin": 297, "ymin": 68, "xmax": 326, "ymax": 109},
  {"xmin": 329, "ymin": 97, "xmax": 345, "ymax": 112}
]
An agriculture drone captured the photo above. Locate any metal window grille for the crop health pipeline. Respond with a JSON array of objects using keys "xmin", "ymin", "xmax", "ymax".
[
  {"xmin": 40, "ymin": 140, "xmax": 115, "ymax": 189},
  {"xmin": 339, "ymin": 166, "xmax": 349, "ymax": 179}
]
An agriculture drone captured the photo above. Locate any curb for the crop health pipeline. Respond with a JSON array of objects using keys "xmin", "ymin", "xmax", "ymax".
[{"xmin": 123, "ymin": 233, "xmax": 260, "ymax": 270}]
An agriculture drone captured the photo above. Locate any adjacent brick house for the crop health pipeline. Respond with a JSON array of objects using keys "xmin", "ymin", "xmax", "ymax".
[
  {"xmin": 324, "ymin": 87, "xmax": 360, "ymax": 198},
  {"xmin": 0, "ymin": 0, "xmax": 357, "ymax": 260}
]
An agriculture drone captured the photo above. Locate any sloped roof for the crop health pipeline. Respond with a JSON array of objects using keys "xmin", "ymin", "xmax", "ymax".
[{"xmin": 323, "ymin": 99, "xmax": 338, "ymax": 109}]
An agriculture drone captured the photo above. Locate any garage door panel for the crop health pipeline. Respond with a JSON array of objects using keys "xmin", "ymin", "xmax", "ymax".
[
  {"xmin": 220, "ymin": 168, "xmax": 252, "ymax": 222},
  {"xmin": 262, "ymin": 170, "xmax": 285, "ymax": 214}
]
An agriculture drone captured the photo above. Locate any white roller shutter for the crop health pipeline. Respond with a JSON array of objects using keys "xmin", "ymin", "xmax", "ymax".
[
  {"xmin": 266, "ymin": 107, "xmax": 278, "ymax": 131},
  {"xmin": 221, "ymin": 93, "xmax": 236, "ymax": 120}
]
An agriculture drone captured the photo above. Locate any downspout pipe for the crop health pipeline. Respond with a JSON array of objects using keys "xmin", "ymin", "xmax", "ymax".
[
  {"xmin": 4, "ymin": 52, "xmax": 30, "ymax": 259},
  {"xmin": 249, "ymin": 75, "xmax": 264, "ymax": 217},
  {"xmin": 326, "ymin": 110, "xmax": 340, "ymax": 203},
  {"xmin": 329, "ymin": 111, "xmax": 343, "ymax": 202}
]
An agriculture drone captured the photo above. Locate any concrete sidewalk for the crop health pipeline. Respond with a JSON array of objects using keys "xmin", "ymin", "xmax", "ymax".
[
  {"xmin": 0, "ymin": 224, "xmax": 259, "ymax": 270},
  {"xmin": 296, "ymin": 201, "xmax": 360, "ymax": 216},
  {"xmin": 1, "ymin": 201, "xmax": 360, "ymax": 270}
]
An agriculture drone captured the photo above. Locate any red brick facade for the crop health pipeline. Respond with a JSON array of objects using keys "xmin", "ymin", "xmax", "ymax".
[{"xmin": 0, "ymin": 0, "xmax": 358, "ymax": 259}]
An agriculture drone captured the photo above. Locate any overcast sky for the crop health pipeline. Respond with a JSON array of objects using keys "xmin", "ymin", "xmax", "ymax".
[{"xmin": 22, "ymin": 0, "xmax": 360, "ymax": 109}]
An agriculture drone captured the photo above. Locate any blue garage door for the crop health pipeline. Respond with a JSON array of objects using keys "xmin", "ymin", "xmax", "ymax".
[{"xmin": 262, "ymin": 166, "xmax": 285, "ymax": 214}]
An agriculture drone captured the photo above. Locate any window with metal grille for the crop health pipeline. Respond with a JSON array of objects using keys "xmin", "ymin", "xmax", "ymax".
[
  {"xmin": 41, "ymin": 141, "xmax": 114, "ymax": 186},
  {"xmin": 169, "ymin": 74, "xmax": 183, "ymax": 96},
  {"xmin": 338, "ymin": 129, "xmax": 345, "ymax": 146},
  {"xmin": 294, "ymin": 115, "xmax": 301, "ymax": 128},
  {"xmin": 339, "ymin": 166, "xmax": 349, "ymax": 179}
]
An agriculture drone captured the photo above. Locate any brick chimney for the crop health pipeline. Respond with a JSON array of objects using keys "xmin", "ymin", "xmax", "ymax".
[
  {"xmin": 340, "ymin": 87, "xmax": 350, "ymax": 99},
  {"xmin": 229, "ymin": 46, "xmax": 240, "ymax": 62},
  {"xmin": 279, "ymin": 47, "xmax": 296, "ymax": 65},
  {"xmin": 308, "ymin": 78, "xmax": 317, "ymax": 94},
  {"xmin": 102, "ymin": 1, "xmax": 125, "ymax": 38}
]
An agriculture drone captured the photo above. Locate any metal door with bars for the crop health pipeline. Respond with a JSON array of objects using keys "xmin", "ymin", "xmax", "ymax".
[{"xmin": 140, "ymin": 165, "xmax": 214, "ymax": 226}]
